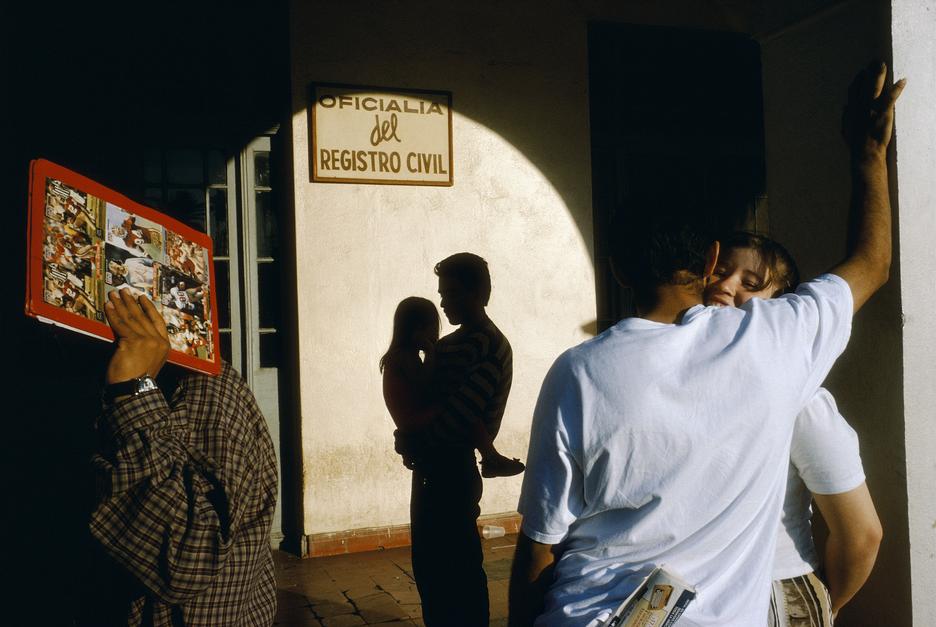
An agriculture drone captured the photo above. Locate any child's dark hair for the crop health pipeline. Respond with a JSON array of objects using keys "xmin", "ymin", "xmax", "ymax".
[
  {"xmin": 379, "ymin": 297, "xmax": 440, "ymax": 373},
  {"xmin": 434, "ymin": 252, "xmax": 492, "ymax": 306},
  {"xmin": 720, "ymin": 231, "xmax": 800, "ymax": 295}
]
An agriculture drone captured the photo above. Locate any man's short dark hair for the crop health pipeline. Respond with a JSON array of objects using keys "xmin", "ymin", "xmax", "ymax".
[
  {"xmin": 609, "ymin": 212, "xmax": 711, "ymax": 304},
  {"xmin": 434, "ymin": 252, "xmax": 492, "ymax": 306}
]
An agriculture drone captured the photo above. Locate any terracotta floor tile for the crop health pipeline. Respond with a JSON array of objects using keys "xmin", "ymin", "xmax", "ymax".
[
  {"xmin": 386, "ymin": 588, "xmax": 421, "ymax": 606},
  {"xmin": 357, "ymin": 594, "xmax": 409, "ymax": 623},
  {"xmin": 321, "ymin": 614, "xmax": 366, "ymax": 627},
  {"xmin": 278, "ymin": 588, "xmax": 314, "ymax": 610},
  {"xmin": 309, "ymin": 599, "xmax": 356, "ymax": 619},
  {"xmin": 342, "ymin": 585, "xmax": 383, "ymax": 601},
  {"xmin": 398, "ymin": 602, "xmax": 422, "ymax": 617},
  {"xmin": 274, "ymin": 604, "xmax": 323, "ymax": 626},
  {"xmin": 273, "ymin": 536, "xmax": 514, "ymax": 627}
]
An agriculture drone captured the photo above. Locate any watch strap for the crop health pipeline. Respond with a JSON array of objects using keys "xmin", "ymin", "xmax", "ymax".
[{"xmin": 102, "ymin": 375, "xmax": 158, "ymax": 403}]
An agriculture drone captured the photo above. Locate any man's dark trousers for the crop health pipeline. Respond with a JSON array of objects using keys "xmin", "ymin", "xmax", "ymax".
[{"xmin": 410, "ymin": 448, "xmax": 489, "ymax": 627}]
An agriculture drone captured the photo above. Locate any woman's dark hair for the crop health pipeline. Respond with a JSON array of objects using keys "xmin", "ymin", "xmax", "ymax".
[
  {"xmin": 720, "ymin": 231, "xmax": 800, "ymax": 295},
  {"xmin": 379, "ymin": 296, "xmax": 440, "ymax": 373}
]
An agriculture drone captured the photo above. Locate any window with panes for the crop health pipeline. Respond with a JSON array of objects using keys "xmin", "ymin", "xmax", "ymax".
[
  {"xmin": 141, "ymin": 139, "xmax": 285, "ymax": 541},
  {"xmin": 141, "ymin": 143, "xmax": 281, "ymax": 372}
]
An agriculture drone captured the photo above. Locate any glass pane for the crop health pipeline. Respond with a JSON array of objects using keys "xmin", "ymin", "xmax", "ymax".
[
  {"xmin": 214, "ymin": 260, "xmax": 231, "ymax": 329},
  {"xmin": 255, "ymin": 190, "xmax": 278, "ymax": 258},
  {"xmin": 167, "ymin": 187, "xmax": 206, "ymax": 231},
  {"xmin": 208, "ymin": 150, "xmax": 227, "ymax": 185},
  {"xmin": 208, "ymin": 188, "xmax": 229, "ymax": 256},
  {"xmin": 166, "ymin": 149, "xmax": 203, "ymax": 185},
  {"xmin": 144, "ymin": 149, "xmax": 162, "ymax": 184},
  {"xmin": 259, "ymin": 332, "xmax": 279, "ymax": 368},
  {"xmin": 257, "ymin": 261, "xmax": 280, "ymax": 329},
  {"xmin": 254, "ymin": 151, "xmax": 271, "ymax": 188},
  {"xmin": 220, "ymin": 331, "xmax": 232, "ymax": 363}
]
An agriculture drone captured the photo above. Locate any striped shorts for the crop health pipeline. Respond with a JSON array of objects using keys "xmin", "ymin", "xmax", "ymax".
[{"xmin": 767, "ymin": 572, "xmax": 834, "ymax": 627}]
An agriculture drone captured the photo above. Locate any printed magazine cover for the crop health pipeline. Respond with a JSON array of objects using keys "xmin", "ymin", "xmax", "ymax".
[
  {"xmin": 603, "ymin": 566, "xmax": 697, "ymax": 627},
  {"xmin": 25, "ymin": 159, "xmax": 221, "ymax": 375}
]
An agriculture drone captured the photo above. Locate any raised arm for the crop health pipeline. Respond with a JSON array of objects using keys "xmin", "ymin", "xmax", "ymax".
[
  {"xmin": 829, "ymin": 62, "xmax": 906, "ymax": 312},
  {"xmin": 814, "ymin": 484, "xmax": 882, "ymax": 617},
  {"xmin": 90, "ymin": 289, "xmax": 255, "ymax": 603}
]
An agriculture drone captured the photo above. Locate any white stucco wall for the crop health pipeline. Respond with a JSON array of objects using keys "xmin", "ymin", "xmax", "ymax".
[
  {"xmin": 892, "ymin": 1, "xmax": 936, "ymax": 623},
  {"xmin": 288, "ymin": 2, "xmax": 600, "ymax": 534}
]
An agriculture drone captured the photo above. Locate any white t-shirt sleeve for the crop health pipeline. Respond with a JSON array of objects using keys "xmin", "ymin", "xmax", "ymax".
[
  {"xmin": 790, "ymin": 387, "xmax": 865, "ymax": 495},
  {"xmin": 517, "ymin": 352, "xmax": 584, "ymax": 545},
  {"xmin": 773, "ymin": 273, "xmax": 854, "ymax": 407}
]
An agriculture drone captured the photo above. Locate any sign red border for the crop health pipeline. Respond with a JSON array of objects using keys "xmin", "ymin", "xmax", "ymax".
[{"xmin": 26, "ymin": 158, "xmax": 222, "ymax": 375}]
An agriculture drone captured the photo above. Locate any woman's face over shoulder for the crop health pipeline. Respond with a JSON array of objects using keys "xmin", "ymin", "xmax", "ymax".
[{"xmin": 704, "ymin": 247, "xmax": 777, "ymax": 308}]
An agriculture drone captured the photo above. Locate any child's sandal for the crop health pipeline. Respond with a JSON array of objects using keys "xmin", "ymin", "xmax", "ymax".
[{"xmin": 481, "ymin": 457, "xmax": 525, "ymax": 478}]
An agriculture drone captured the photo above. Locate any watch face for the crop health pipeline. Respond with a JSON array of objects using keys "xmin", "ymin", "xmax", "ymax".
[{"xmin": 136, "ymin": 376, "xmax": 159, "ymax": 394}]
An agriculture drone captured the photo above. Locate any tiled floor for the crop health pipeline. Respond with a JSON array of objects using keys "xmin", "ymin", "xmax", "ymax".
[{"xmin": 273, "ymin": 536, "xmax": 517, "ymax": 626}]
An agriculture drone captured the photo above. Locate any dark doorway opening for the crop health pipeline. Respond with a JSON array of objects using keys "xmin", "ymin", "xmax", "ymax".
[{"xmin": 588, "ymin": 22, "xmax": 767, "ymax": 329}]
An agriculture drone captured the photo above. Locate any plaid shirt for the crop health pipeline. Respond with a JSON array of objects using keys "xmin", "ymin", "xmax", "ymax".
[{"xmin": 90, "ymin": 362, "xmax": 278, "ymax": 626}]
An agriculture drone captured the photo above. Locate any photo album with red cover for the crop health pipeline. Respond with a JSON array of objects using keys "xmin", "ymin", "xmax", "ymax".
[{"xmin": 25, "ymin": 158, "xmax": 222, "ymax": 375}]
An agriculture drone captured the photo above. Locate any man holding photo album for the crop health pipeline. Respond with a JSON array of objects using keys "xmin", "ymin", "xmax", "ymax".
[{"xmin": 86, "ymin": 288, "xmax": 278, "ymax": 626}]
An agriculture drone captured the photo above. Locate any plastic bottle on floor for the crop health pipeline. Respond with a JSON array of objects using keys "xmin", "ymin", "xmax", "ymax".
[{"xmin": 481, "ymin": 524, "xmax": 506, "ymax": 539}]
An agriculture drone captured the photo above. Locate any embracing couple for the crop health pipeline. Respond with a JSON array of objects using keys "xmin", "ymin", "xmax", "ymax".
[
  {"xmin": 381, "ymin": 252, "xmax": 525, "ymax": 627},
  {"xmin": 510, "ymin": 62, "xmax": 904, "ymax": 626}
]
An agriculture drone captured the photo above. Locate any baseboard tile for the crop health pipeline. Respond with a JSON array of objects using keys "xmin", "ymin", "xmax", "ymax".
[{"xmin": 304, "ymin": 512, "xmax": 522, "ymax": 558}]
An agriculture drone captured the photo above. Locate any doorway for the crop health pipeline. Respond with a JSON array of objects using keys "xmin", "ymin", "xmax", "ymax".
[{"xmin": 588, "ymin": 23, "xmax": 768, "ymax": 328}]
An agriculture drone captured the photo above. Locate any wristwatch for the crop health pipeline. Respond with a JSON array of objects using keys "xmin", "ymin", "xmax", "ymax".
[{"xmin": 102, "ymin": 374, "xmax": 159, "ymax": 403}]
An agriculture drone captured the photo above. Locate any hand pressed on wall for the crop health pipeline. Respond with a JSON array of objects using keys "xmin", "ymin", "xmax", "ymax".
[{"xmin": 842, "ymin": 61, "xmax": 906, "ymax": 160}]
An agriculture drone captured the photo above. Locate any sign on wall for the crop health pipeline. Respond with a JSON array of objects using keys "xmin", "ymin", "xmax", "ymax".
[{"xmin": 310, "ymin": 83, "xmax": 453, "ymax": 186}]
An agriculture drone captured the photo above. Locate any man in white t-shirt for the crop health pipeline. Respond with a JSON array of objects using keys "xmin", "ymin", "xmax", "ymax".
[{"xmin": 507, "ymin": 63, "xmax": 904, "ymax": 627}]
